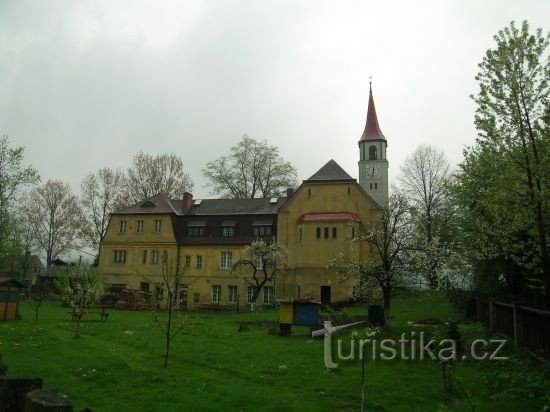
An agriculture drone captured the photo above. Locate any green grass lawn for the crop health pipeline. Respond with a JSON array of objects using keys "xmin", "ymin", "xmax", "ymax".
[{"xmin": 1, "ymin": 291, "xmax": 548, "ymax": 411}]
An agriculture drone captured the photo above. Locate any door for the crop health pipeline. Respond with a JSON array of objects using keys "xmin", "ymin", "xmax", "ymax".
[{"xmin": 320, "ymin": 286, "xmax": 331, "ymax": 305}]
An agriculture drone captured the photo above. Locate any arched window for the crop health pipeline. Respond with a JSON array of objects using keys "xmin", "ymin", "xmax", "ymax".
[{"xmin": 369, "ymin": 145, "xmax": 377, "ymax": 160}]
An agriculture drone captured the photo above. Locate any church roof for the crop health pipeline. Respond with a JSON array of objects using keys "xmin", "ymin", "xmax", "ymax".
[
  {"xmin": 305, "ymin": 159, "xmax": 355, "ymax": 182},
  {"xmin": 359, "ymin": 84, "xmax": 386, "ymax": 142}
]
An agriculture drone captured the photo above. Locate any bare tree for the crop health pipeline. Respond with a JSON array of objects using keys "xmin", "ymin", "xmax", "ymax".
[
  {"xmin": 203, "ymin": 135, "xmax": 297, "ymax": 199},
  {"xmin": 80, "ymin": 168, "xmax": 125, "ymax": 252},
  {"xmin": 23, "ymin": 180, "xmax": 81, "ymax": 267},
  {"xmin": 153, "ymin": 259, "xmax": 187, "ymax": 368},
  {"xmin": 331, "ymin": 193, "xmax": 414, "ymax": 327},
  {"xmin": 120, "ymin": 152, "xmax": 193, "ymax": 206},
  {"xmin": 232, "ymin": 240, "xmax": 289, "ymax": 309},
  {"xmin": 398, "ymin": 144, "xmax": 453, "ymax": 288}
]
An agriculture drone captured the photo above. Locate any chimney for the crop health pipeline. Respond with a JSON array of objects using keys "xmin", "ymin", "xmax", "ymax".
[
  {"xmin": 286, "ymin": 188, "xmax": 295, "ymax": 198},
  {"xmin": 182, "ymin": 192, "xmax": 193, "ymax": 212}
]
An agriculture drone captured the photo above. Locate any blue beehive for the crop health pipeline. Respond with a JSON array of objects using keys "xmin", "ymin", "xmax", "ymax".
[{"xmin": 292, "ymin": 299, "xmax": 321, "ymax": 326}]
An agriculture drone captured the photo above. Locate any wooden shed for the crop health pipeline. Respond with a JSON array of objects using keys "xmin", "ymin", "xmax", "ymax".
[{"xmin": 0, "ymin": 277, "xmax": 26, "ymax": 321}]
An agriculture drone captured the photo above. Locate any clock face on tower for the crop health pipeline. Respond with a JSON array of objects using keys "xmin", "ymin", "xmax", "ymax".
[{"xmin": 365, "ymin": 165, "xmax": 381, "ymax": 179}]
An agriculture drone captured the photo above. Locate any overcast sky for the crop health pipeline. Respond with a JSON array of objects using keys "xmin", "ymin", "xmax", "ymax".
[{"xmin": 1, "ymin": 0, "xmax": 549, "ymax": 199}]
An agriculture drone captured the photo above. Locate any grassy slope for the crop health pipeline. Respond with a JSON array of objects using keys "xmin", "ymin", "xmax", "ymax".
[{"xmin": 1, "ymin": 292, "xmax": 548, "ymax": 411}]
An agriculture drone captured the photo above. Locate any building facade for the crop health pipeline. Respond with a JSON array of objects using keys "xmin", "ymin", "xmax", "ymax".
[{"xmin": 99, "ymin": 87, "xmax": 389, "ymax": 308}]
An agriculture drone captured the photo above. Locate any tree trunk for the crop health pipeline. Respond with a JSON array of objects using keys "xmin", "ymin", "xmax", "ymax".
[{"xmin": 382, "ymin": 286, "xmax": 391, "ymax": 328}]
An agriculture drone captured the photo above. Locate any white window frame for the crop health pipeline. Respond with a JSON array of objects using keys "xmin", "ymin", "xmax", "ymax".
[
  {"xmin": 113, "ymin": 250, "xmax": 126, "ymax": 263},
  {"xmin": 136, "ymin": 220, "xmax": 144, "ymax": 233},
  {"xmin": 228, "ymin": 285, "xmax": 238, "ymax": 304},
  {"xmin": 222, "ymin": 226, "xmax": 235, "ymax": 237},
  {"xmin": 119, "ymin": 220, "xmax": 126, "ymax": 233},
  {"xmin": 212, "ymin": 285, "xmax": 221, "ymax": 303},
  {"xmin": 154, "ymin": 219, "xmax": 162, "ymax": 233},
  {"xmin": 220, "ymin": 252, "xmax": 232, "ymax": 269},
  {"xmin": 196, "ymin": 255, "xmax": 202, "ymax": 269},
  {"xmin": 263, "ymin": 286, "xmax": 274, "ymax": 305},
  {"xmin": 247, "ymin": 286, "xmax": 256, "ymax": 303},
  {"xmin": 151, "ymin": 250, "xmax": 159, "ymax": 264},
  {"xmin": 254, "ymin": 254, "xmax": 264, "ymax": 270}
]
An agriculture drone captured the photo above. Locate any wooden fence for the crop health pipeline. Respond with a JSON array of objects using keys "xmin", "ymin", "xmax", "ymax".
[{"xmin": 476, "ymin": 298, "xmax": 550, "ymax": 359}]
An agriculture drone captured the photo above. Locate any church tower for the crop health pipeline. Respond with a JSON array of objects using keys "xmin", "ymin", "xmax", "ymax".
[{"xmin": 358, "ymin": 83, "xmax": 389, "ymax": 207}]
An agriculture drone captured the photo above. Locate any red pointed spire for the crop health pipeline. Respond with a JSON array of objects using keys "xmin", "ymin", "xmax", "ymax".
[{"xmin": 359, "ymin": 82, "xmax": 386, "ymax": 142}]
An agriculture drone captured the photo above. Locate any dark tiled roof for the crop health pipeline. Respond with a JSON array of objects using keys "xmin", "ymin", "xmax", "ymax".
[
  {"xmin": 187, "ymin": 197, "xmax": 286, "ymax": 215},
  {"xmin": 113, "ymin": 193, "xmax": 287, "ymax": 216},
  {"xmin": 305, "ymin": 160, "xmax": 355, "ymax": 182},
  {"xmin": 112, "ymin": 193, "xmax": 180, "ymax": 215}
]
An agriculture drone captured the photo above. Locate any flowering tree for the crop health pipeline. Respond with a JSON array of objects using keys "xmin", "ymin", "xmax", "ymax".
[
  {"xmin": 331, "ymin": 193, "xmax": 414, "ymax": 327},
  {"xmin": 232, "ymin": 241, "xmax": 289, "ymax": 308},
  {"xmin": 56, "ymin": 266, "xmax": 103, "ymax": 338}
]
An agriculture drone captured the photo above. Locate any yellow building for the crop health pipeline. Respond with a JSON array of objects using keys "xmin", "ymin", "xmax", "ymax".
[{"xmin": 99, "ymin": 86, "xmax": 388, "ymax": 308}]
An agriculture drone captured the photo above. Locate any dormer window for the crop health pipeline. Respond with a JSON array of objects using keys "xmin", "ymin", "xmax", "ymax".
[
  {"xmin": 140, "ymin": 201, "xmax": 155, "ymax": 208},
  {"xmin": 188, "ymin": 221, "xmax": 206, "ymax": 237},
  {"xmin": 221, "ymin": 221, "xmax": 236, "ymax": 237},
  {"xmin": 222, "ymin": 226, "xmax": 235, "ymax": 237},
  {"xmin": 252, "ymin": 219, "xmax": 273, "ymax": 238}
]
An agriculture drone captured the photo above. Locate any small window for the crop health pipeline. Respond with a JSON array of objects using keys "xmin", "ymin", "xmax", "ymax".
[
  {"xmin": 332, "ymin": 227, "xmax": 337, "ymax": 239},
  {"xmin": 154, "ymin": 220, "xmax": 161, "ymax": 233},
  {"xmin": 375, "ymin": 183, "xmax": 378, "ymax": 190},
  {"xmin": 247, "ymin": 286, "xmax": 256, "ymax": 303},
  {"xmin": 299, "ymin": 228, "xmax": 303, "ymax": 241},
  {"xmin": 352, "ymin": 227, "xmax": 356, "ymax": 239},
  {"xmin": 369, "ymin": 145, "xmax": 377, "ymax": 160},
  {"xmin": 196, "ymin": 255, "xmax": 202, "ymax": 269},
  {"xmin": 136, "ymin": 220, "xmax": 144, "ymax": 233},
  {"xmin": 188, "ymin": 227, "xmax": 205, "ymax": 236},
  {"xmin": 228, "ymin": 285, "xmax": 238, "ymax": 304},
  {"xmin": 151, "ymin": 250, "xmax": 159, "ymax": 264},
  {"xmin": 140, "ymin": 282, "xmax": 150, "ymax": 292},
  {"xmin": 263, "ymin": 286, "xmax": 274, "ymax": 305},
  {"xmin": 113, "ymin": 250, "xmax": 127, "ymax": 263},
  {"xmin": 193, "ymin": 292, "xmax": 200, "ymax": 303},
  {"xmin": 255, "ymin": 254, "xmax": 263, "ymax": 269},
  {"xmin": 253, "ymin": 226, "xmax": 272, "ymax": 237},
  {"xmin": 324, "ymin": 227, "xmax": 329, "ymax": 239},
  {"xmin": 212, "ymin": 285, "xmax": 221, "ymax": 303},
  {"xmin": 308, "ymin": 188, "xmax": 311, "ymax": 198},
  {"xmin": 220, "ymin": 252, "xmax": 232, "ymax": 269},
  {"xmin": 185, "ymin": 255, "xmax": 191, "ymax": 268},
  {"xmin": 119, "ymin": 220, "xmax": 126, "ymax": 233},
  {"xmin": 142, "ymin": 250, "xmax": 147, "ymax": 264},
  {"xmin": 162, "ymin": 250, "xmax": 168, "ymax": 264},
  {"xmin": 316, "ymin": 227, "xmax": 321, "ymax": 239},
  {"xmin": 222, "ymin": 226, "xmax": 235, "ymax": 237},
  {"xmin": 370, "ymin": 183, "xmax": 373, "ymax": 190},
  {"xmin": 155, "ymin": 285, "xmax": 163, "ymax": 301}
]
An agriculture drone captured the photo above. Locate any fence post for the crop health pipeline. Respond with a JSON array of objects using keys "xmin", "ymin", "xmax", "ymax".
[
  {"xmin": 512, "ymin": 302, "xmax": 521, "ymax": 347},
  {"xmin": 489, "ymin": 299, "xmax": 495, "ymax": 332}
]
